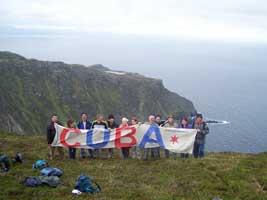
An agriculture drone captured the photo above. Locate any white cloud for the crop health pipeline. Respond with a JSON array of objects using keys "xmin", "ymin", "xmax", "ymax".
[{"xmin": 1, "ymin": 0, "xmax": 267, "ymax": 43}]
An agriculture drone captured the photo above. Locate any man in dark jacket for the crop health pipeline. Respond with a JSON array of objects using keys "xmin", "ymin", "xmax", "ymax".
[
  {"xmin": 47, "ymin": 114, "xmax": 64, "ymax": 160},
  {"xmin": 193, "ymin": 113, "xmax": 209, "ymax": 158},
  {"xmin": 77, "ymin": 113, "xmax": 93, "ymax": 159}
]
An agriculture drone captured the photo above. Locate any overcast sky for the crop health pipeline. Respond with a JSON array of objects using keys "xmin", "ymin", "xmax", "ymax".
[{"xmin": 1, "ymin": 0, "xmax": 267, "ymax": 43}]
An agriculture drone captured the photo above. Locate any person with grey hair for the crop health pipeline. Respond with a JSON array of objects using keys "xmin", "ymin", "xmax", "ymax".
[
  {"xmin": 119, "ymin": 117, "xmax": 130, "ymax": 158},
  {"xmin": 144, "ymin": 115, "xmax": 160, "ymax": 160}
]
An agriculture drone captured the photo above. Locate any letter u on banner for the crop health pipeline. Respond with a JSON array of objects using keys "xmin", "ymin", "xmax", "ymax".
[{"xmin": 86, "ymin": 129, "xmax": 110, "ymax": 149}]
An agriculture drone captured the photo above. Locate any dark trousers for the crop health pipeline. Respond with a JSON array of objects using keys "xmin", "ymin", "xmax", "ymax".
[
  {"xmin": 69, "ymin": 148, "xmax": 76, "ymax": 159},
  {"xmin": 180, "ymin": 153, "xmax": 189, "ymax": 158},
  {"xmin": 81, "ymin": 148, "xmax": 95, "ymax": 159},
  {"xmin": 165, "ymin": 149, "xmax": 177, "ymax": 159},
  {"xmin": 121, "ymin": 147, "xmax": 130, "ymax": 158},
  {"xmin": 49, "ymin": 146, "xmax": 64, "ymax": 160},
  {"xmin": 151, "ymin": 147, "xmax": 160, "ymax": 158},
  {"xmin": 144, "ymin": 147, "xmax": 160, "ymax": 160},
  {"xmin": 193, "ymin": 143, "xmax": 205, "ymax": 158}
]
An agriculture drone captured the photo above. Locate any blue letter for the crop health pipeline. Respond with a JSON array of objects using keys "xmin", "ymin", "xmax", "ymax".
[
  {"xmin": 140, "ymin": 126, "xmax": 165, "ymax": 148},
  {"xmin": 86, "ymin": 129, "xmax": 110, "ymax": 149}
]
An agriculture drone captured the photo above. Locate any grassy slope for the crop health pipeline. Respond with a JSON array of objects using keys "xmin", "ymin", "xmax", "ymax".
[{"xmin": 0, "ymin": 132, "xmax": 267, "ymax": 200}]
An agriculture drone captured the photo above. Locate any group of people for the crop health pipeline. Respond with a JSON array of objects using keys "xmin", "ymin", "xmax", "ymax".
[{"xmin": 47, "ymin": 113, "xmax": 209, "ymax": 160}]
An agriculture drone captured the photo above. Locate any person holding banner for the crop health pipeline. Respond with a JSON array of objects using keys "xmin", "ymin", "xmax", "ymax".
[
  {"xmin": 131, "ymin": 117, "xmax": 142, "ymax": 159},
  {"xmin": 179, "ymin": 117, "xmax": 192, "ymax": 158},
  {"xmin": 144, "ymin": 115, "xmax": 160, "ymax": 160},
  {"xmin": 155, "ymin": 114, "xmax": 164, "ymax": 126},
  {"xmin": 119, "ymin": 118, "xmax": 130, "ymax": 159},
  {"xmin": 162, "ymin": 115, "xmax": 178, "ymax": 159},
  {"xmin": 67, "ymin": 119, "xmax": 77, "ymax": 159},
  {"xmin": 91, "ymin": 114, "xmax": 108, "ymax": 159},
  {"xmin": 193, "ymin": 114, "xmax": 209, "ymax": 158},
  {"xmin": 77, "ymin": 113, "xmax": 93, "ymax": 159},
  {"xmin": 47, "ymin": 114, "xmax": 64, "ymax": 160},
  {"xmin": 107, "ymin": 114, "xmax": 119, "ymax": 159}
]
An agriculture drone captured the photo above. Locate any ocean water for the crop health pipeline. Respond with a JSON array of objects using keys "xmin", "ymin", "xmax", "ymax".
[{"xmin": 1, "ymin": 33, "xmax": 267, "ymax": 153}]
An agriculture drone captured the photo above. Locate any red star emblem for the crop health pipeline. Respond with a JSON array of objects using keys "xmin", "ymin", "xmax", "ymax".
[{"xmin": 170, "ymin": 135, "xmax": 179, "ymax": 144}]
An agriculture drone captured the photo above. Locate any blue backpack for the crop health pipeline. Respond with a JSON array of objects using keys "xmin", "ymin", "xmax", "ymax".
[
  {"xmin": 23, "ymin": 176, "xmax": 42, "ymax": 187},
  {"xmin": 32, "ymin": 160, "xmax": 49, "ymax": 169},
  {"xmin": 74, "ymin": 175, "xmax": 101, "ymax": 194},
  {"xmin": 23, "ymin": 176, "xmax": 60, "ymax": 187},
  {"xmin": 0, "ymin": 154, "xmax": 10, "ymax": 172},
  {"xmin": 40, "ymin": 167, "xmax": 63, "ymax": 177}
]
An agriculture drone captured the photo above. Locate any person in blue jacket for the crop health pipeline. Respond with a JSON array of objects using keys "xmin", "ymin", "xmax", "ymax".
[
  {"xmin": 179, "ymin": 117, "xmax": 193, "ymax": 158},
  {"xmin": 77, "ymin": 113, "xmax": 93, "ymax": 159}
]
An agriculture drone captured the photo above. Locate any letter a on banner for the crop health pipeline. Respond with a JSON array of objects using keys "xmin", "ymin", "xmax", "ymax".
[{"xmin": 139, "ymin": 125, "xmax": 165, "ymax": 148}]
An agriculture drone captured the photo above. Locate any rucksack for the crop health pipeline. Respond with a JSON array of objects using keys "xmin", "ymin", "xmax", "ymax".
[
  {"xmin": 40, "ymin": 167, "xmax": 63, "ymax": 177},
  {"xmin": 23, "ymin": 176, "xmax": 60, "ymax": 187},
  {"xmin": 0, "ymin": 154, "xmax": 10, "ymax": 172},
  {"xmin": 74, "ymin": 175, "xmax": 101, "ymax": 194},
  {"xmin": 39, "ymin": 176, "xmax": 60, "ymax": 187},
  {"xmin": 23, "ymin": 176, "xmax": 42, "ymax": 187},
  {"xmin": 32, "ymin": 160, "xmax": 49, "ymax": 169}
]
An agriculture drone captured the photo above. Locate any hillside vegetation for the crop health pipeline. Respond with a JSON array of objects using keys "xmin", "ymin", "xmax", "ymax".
[
  {"xmin": 0, "ymin": 51, "xmax": 195, "ymax": 134},
  {"xmin": 1, "ymin": 132, "xmax": 267, "ymax": 200}
]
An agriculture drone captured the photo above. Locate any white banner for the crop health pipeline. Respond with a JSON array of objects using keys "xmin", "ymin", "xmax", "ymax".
[{"xmin": 52, "ymin": 124, "xmax": 197, "ymax": 153}]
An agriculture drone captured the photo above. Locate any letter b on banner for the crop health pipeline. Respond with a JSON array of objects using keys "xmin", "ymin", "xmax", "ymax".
[{"xmin": 115, "ymin": 127, "xmax": 137, "ymax": 148}]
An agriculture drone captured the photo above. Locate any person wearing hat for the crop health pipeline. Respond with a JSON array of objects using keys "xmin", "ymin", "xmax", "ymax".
[
  {"xmin": 193, "ymin": 113, "xmax": 209, "ymax": 158},
  {"xmin": 107, "ymin": 114, "xmax": 119, "ymax": 159},
  {"xmin": 119, "ymin": 117, "xmax": 130, "ymax": 158}
]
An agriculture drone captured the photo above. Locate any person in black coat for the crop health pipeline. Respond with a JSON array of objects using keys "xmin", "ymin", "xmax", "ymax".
[{"xmin": 47, "ymin": 114, "xmax": 64, "ymax": 160}]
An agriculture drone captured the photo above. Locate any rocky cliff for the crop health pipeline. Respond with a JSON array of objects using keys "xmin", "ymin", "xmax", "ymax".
[{"xmin": 0, "ymin": 51, "xmax": 195, "ymax": 134}]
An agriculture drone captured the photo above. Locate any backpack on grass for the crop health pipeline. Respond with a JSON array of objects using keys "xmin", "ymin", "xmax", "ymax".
[
  {"xmin": 23, "ymin": 176, "xmax": 42, "ymax": 187},
  {"xmin": 74, "ymin": 175, "xmax": 101, "ymax": 194},
  {"xmin": 0, "ymin": 154, "xmax": 10, "ymax": 172},
  {"xmin": 40, "ymin": 167, "xmax": 63, "ymax": 177},
  {"xmin": 23, "ymin": 176, "xmax": 60, "ymax": 187},
  {"xmin": 32, "ymin": 160, "xmax": 49, "ymax": 169}
]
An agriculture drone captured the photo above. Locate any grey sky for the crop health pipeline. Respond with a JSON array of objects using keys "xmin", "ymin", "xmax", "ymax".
[{"xmin": 1, "ymin": 0, "xmax": 267, "ymax": 43}]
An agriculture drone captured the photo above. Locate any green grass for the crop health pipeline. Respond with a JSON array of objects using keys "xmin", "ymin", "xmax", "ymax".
[{"xmin": 1, "ymin": 132, "xmax": 267, "ymax": 200}]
